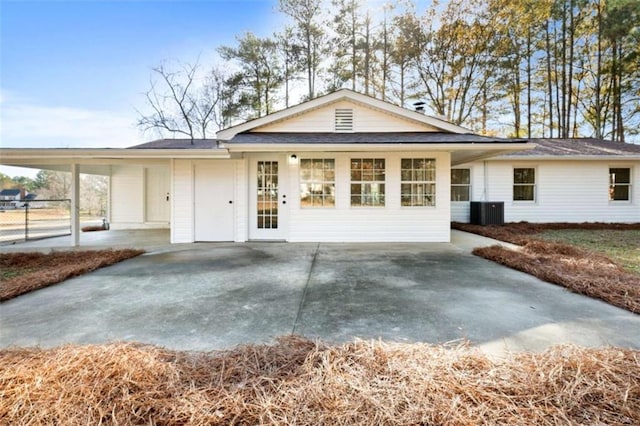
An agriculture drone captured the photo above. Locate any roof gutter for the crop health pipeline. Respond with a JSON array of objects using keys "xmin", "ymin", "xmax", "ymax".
[
  {"xmin": 223, "ymin": 142, "xmax": 534, "ymax": 153},
  {"xmin": 0, "ymin": 148, "xmax": 231, "ymax": 163},
  {"xmin": 491, "ymin": 154, "xmax": 640, "ymax": 161}
]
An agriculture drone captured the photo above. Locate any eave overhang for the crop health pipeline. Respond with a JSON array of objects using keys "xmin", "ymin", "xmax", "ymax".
[
  {"xmin": 0, "ymin": 148, "xmax": 231, "ymax": 174},
  {"xmin": 222, "ymin": 143, "xmax": 535, "ymax": 166},
  {"xmin": 491, "ymin": 154, "xmax": 640, "ymax": 161}
]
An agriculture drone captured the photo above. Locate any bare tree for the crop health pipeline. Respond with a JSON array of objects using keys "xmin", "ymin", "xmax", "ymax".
[
  {"xmin": 137, "ymin": 61, "xmax": 223, "ymax": 143},
  {"xmin": 80, "ymin": 174, "xmax": 108, "ymax": 216}
]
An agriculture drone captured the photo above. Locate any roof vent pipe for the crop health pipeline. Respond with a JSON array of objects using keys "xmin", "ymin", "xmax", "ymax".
[{"xmin": 413, "ymin": 101, "xmax": 426, "ymax": 114}]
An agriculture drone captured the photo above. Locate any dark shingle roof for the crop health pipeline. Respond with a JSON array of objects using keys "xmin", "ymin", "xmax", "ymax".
[
  {"xmin": 24, "ymin": 193, "xmax": 38, "ymax": 200},
  {"xmin": 226, "ymin": 132, "xmax": 524, "ymax": 144},
  {"xmin": 0, "ymin": 189, "xmax": 21, "ymax": 196},
  {"xmin": 504, "ymin": 138, "xmax": 640, "ymax": 157},
  {"xmin": 128, "ymin": 139, "xmax": 219, "ymax": 149}
]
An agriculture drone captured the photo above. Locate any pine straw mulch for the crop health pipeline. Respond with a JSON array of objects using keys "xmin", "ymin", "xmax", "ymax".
[
  {"xmin": 453, "ymin": 221, "xmax": 640, "ymax": 246},
  {"xmin": 473, "ymin": 241, "xmax": 640, "ymax": 314},
  {"xmin": 1, "ymin": 336, "xmax": 638, "ymax": 425},
  {"xmin": 0, "ymin": 249, "xmax": 144, "ymax": 302},
  {"xmin": 452, "ymin": 222, "xmax": 640, "ymax": 314}
]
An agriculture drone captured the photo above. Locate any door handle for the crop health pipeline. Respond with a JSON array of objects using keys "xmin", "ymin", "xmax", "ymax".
[
  {"xmin": 229, "ymin": 200, "xmax": 233, "ymax": 204},
  {"xmin": 282, "ymin": 200, "xmax": 286, "ymax": 204}
]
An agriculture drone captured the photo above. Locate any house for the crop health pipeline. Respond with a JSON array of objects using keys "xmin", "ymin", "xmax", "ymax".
[
  {"xmin": 0, "ymin": 89, "xmax": 636, "ymax": 246},
  {"xmin": 451, "ymin": 138, "xmax": 640, "ymax": 223},
  {"xmin": 0, "ymin": 188, "xmax": 26, "ymax": 209},
  {"xmin": 111, "ymin": 90, "xmax": 530, "ymax": 243},
  {"xmin": 22, "ymin": 193, "xmax": 44, "ymax": 209}
]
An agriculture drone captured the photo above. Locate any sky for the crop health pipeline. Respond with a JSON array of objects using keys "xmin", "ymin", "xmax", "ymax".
[{"xmin": 0, "ymin": 0, "xmax": 287, "ymax": 177}]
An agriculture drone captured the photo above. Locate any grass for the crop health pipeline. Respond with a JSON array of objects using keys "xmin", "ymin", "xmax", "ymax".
[
  {"xmin": 0, "ymin": 249, "xmax": 144, "ymax": 302},
  {"xmin": 538, "ymin": 229, "xmax": 640, "ymax": 275},
  {"xmin": 1, "ymin": 336, "xmax": 638, "ymax": 425},
  {"xmin": 453, "ymin": 222, "xmax": 640, "ymax": 313}
]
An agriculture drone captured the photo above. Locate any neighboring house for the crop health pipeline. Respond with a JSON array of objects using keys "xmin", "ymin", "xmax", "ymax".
[
  {"xmin": 451, "ymin": 138, "xmax": 640, "ymax": 223},
  {"xmin": 0, "ymin": 188, "xmax": 26, "ymax": 209},
  {"xmin": 23, "ymin": 193, "xmax": 44, "ymax": 209},
  {"xmin": 0, "ymin": 89, "xmax": 637, "ymax": 246}
]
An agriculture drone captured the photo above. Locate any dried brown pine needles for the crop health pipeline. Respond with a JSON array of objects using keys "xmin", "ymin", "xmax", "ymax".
[
  {"xmin": 1, "ymin": 336, "xmax": 639, "ymax": 425},
  {"xmin": 474, "ymin": 242, "xmax": 640, "ymax": 313},
  {"xmin": 453, "ymin": 222, "xmax": 640, "ymax": 313},
  {"xmin": 0, "ymin": 249, "xmax": 144, "ymax": 301},
  {"xmin": 453, "ymin": 222, "xmax": 640, "ymax": 246}
]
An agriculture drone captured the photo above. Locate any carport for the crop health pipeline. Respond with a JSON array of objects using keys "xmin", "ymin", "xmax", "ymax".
[{"xmin": 0, "ymin": 147, "xmax": 228, "ymax": 246}]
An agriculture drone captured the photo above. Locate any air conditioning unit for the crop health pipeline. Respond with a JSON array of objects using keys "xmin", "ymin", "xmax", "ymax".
[{"xmin": 470, "ymin": 201, "xmax": 504, "ymax": 225}]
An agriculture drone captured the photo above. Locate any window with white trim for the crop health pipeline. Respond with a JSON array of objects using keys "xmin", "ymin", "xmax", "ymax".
[
  {"xmin": 609, "ymin": 167, "xmax": 631, "ymax": 201},
  {"xmin": 350, "ymin": 158, "xmax": 385, "ymax": 207},
  {"xmin": 451, "ymin": 168, "xmax": 471, "ymax": 201},
  {"xmin": 513, "ymin": 168, "xmax": 535, "ymax": 201},
  {"xmin": 299, "ymin": 159, "xmax": 335, "ymax": 207},
  {"xmin": 401, "ymin": 158, "xmax": 436, "ymax": 207}
]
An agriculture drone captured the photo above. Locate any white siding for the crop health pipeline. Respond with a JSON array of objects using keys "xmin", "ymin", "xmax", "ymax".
[
  {"xmin": 235, "ymin": 159, "xmax": 248, "ymax": 242},
  {"xmin": 171, "ymin": 160, "xmax": 194, "ymax": 243},
  {"xmin": 453, "ymin": 160, "xmax": 640, "ymax": 223},
  {"xmin": 254, "ymin": 100, "xmax": 437, "ymax": 133},
  {"xmin": 110, "ymin": 165, "xmax": 144, "ymax": 228},
  {"xmin": 110, "ymin": 164, "xmax": 171, "ymax": 229},
  {"xmin": 284, "ymin": 151, "xmax": 451, "ymax": 242}
]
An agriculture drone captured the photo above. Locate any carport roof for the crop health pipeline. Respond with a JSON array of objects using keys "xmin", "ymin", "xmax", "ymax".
[{"xmin": 0, "ymin": 147, "xmax": 230, "ymax": 175}]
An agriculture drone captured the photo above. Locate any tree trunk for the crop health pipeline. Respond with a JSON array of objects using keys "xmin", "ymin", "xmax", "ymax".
[
  {"xmin": 545, "ymin": 24, "xmax": 554, "ymax": 137},
  {"xmin": 526, "ymin": 28, "xmax": 532, "ymax": 138}
]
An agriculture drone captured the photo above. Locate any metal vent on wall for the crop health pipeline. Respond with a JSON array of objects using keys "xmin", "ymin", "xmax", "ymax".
[{"xmin": 335, "ymin": 109, "xmax": 354, "ymax": 132}]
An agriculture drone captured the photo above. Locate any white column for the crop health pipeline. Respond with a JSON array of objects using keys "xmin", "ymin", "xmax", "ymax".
[{"xmin": 70, "ymin": 163, "xmax": 80, "ymax": 247}]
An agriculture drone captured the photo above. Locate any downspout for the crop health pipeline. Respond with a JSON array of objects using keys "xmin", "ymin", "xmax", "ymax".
[
  {"xmin": 482, "ymin": 160, "xmax": 488, "ymax": 201},
  {"xmin": 107, "ymin": 165, "xmax": 112, "ymax": 225}
]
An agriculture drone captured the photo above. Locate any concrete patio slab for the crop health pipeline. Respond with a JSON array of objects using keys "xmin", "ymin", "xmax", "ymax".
[
  {"xmin": 0, "ymin": 228, "xmax": 170, "ymax": 252},
  {"xmin": 1, "ymin": 233, "xmax": 638, "ymax": 355}
]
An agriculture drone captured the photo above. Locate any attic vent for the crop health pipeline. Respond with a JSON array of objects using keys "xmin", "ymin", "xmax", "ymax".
[{"xmin": 335, "ymin": 109, "xmax": 354, "ymax": 132}]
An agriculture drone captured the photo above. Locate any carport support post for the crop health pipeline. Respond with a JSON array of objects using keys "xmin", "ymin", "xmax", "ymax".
[{"xmin": 71, "ymin": 163, "xmax": 80, "ymax": 247}]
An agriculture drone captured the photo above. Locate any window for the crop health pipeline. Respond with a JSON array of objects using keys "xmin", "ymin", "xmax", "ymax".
[
  {"xmin": 300, "ymin": 159, "xmax": 335, "ymax": 207},
  {"xmin": 513, "ymin": 168, "xmax": 535, "ymax": 201},
  {"xmin": 335, "ymin": 109, "xmax": 353, "ymax": 132},
  {"xmin": 351, "ymin": 158, "xmax": 385, "ymax": 207},
  {"xmin": 257, "ymin": 161, "xmax": 278, "ymax": 229},
  {"xmin": 609, "ymin": 168, "xmax": 631, "ymax": 201},
  {"xmin": 401, "ymin": 158, "xmax": 436, "ymax": 207},
  {"xmin": 451, "ymin": 169, "xmax": 470, "ymax": 201}
]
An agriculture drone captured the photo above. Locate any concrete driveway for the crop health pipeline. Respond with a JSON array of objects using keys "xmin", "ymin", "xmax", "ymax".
[{"xmin": 1, "ymin": 232, "xmax": 639, "ymax": 354}]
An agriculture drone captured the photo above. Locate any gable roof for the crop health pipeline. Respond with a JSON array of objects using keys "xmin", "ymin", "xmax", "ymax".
[
  {"xmin": 499, "ymin": 138, "xmax": 640, "ymax": 159},
  {"xmin": 0, "ymin": 189, "xmax": 21, "ymax": 196},
  {"xmin": 216, "ymin": 89, "xmax": 472, "ymax": 140}
]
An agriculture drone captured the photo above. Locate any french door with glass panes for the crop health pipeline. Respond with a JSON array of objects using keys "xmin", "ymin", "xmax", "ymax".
[{"xmin": 249, "ymin": 156, "xmax": 288, "ymax": 240}]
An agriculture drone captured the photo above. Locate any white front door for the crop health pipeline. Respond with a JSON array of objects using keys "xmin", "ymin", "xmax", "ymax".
[
  {"xmin": 145, "ymin": 166, "xmax": 170, "ymax": 222},
  {"xmin": 194, "ymin": 161, "xmax": 235, "ymax": 241},
  {"xmin": 249, "ymin": 156, "xmax": 288, "ymax": 240}
]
